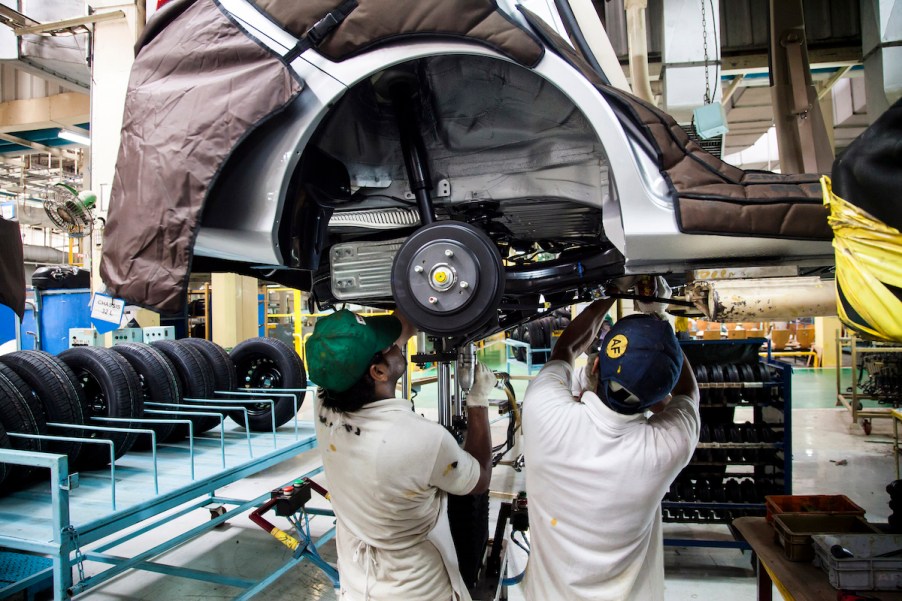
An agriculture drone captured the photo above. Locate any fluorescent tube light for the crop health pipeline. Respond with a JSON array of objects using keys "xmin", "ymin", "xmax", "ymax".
[{"xmin": 58, "ymin": 130, "xmax": 91, "ymax": 146}]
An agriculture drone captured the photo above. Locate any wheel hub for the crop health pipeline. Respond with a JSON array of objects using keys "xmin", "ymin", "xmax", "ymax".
[
  {"xmin": 406, "ymin": 240, "xmax": 478, "ymax": 313},
  {"xmin": 392, "ymin": 221, "xmax": 504, "ymax": 336}
]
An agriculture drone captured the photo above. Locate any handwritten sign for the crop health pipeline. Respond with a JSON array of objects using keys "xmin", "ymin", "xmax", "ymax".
[{"xmin": 90, "ymin": 293, "xmax": 125, "ymax": 334}]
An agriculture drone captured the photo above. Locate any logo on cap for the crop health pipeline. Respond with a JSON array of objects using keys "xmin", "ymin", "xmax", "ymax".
[{"xmin": 606, "ymin": 334, "xmax": 628, "ymax": 359}]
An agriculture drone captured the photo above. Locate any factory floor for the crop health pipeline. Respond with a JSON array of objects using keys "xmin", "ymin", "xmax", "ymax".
[{"xmin": 30, "ymin": 365, "xmax": 900, "ymax": 600}]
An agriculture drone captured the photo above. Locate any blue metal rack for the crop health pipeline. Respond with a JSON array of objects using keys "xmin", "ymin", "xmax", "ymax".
[
  {"xmin": 663, "ymin": 340, "xmax": 793, "ymax": 550},
  {"xmin": 0, "ymin": 389, "xmax": 328, "ymax": 600}
]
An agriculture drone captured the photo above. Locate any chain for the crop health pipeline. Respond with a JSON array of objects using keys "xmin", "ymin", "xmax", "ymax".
[
  {"xmin": 701, "ymin": 0, "xmax": 710, "ymax": 104},
  {"xmin": 64, "ymin": 525, "xmax": 86, "ymax": 583}
]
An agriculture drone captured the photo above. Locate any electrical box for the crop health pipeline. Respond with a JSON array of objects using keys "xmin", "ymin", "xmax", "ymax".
[
  {"xmin": 0, "ymin": 201, "xmax": 15, "ymax": 220},
  {"xmin": 271, "ymin": 481, "xmax": 312, "ymax": 517},
  {"xmin": 142, "ymin": 326, "xmax": 175, "ymax": 342},
  {"xmin": 69, "ymin": 328, "xmax": 100, "ymax": 348},
  {"xmin": 693, "ymin": 102, "xmax": 729, "ymax": 140},
  {"xmin": 112, "ymin": 328, "xmax": 143, "ymax": 344}
]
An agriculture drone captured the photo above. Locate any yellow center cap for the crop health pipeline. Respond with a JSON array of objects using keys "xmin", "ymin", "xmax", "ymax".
[{"xmin": 434, "ymin": 272, "xmax": 447, "ymax": 284}]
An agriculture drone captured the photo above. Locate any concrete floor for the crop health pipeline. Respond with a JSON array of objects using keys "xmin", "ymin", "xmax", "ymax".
[{"xmin": 23, "ymin": 366, "xmax": 901, "ymax": 600}]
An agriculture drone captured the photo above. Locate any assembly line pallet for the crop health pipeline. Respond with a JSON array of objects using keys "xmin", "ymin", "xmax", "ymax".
[{"xmin": 0, "ymin": 397, "xmax": 323, "ymax": 600}]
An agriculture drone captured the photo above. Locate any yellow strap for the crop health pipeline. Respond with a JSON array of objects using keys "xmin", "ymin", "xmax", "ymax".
[{"xmin": 821, "ymin": 176, "xmax": 902, "ymax": 341}]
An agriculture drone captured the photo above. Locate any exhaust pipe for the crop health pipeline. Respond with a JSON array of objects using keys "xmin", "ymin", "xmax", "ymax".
[{"xmin": 684, "ymin": 277, "xmax": 836, "ymax": 321}]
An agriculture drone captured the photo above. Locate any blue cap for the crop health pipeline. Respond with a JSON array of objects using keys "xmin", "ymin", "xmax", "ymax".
[{"xmin": 597, "ymin": 315, "xmax": 683, "ymax": 414}]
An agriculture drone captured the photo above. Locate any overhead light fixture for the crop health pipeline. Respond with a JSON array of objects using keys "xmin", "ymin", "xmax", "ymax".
[{"xmin": 58, "ymin": 129, "xmax": 91, "ymax": 146}]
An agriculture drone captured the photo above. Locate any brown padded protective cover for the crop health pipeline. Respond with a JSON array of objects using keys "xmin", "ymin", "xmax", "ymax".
[
  {"xmin": 0, "ymin": 217, "xmax": 25, "ymax": 317},
  {"xmin": 602, "ymin": 85, "xmax": 830, "ymax": 239},
  {"xmin": 521, "ymin": 7, "xmax": 830, "ymax": 240},
  {"xmin": 100, "ymin": 0, "xmax": 303, "ymax": 314},
  {"xmin": 251, "ymin": 0, "xmax": 544, "ymax": 67}
]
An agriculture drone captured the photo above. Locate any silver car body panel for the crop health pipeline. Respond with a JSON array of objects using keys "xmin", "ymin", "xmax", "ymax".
[{"xmin": 196, "ymin": 0, "xmax": 832, "ymax": 278}]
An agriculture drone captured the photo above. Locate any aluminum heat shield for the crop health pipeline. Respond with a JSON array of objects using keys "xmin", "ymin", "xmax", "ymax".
[{"xmin": 330, "ymin": 239, "xmax": 405, "ymax": 300}]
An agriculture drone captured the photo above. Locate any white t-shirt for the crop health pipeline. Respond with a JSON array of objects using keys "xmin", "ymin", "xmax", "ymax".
[
  {"xmin": 315, "ymin": 395, "xmax": 481, "ymax": 601},
  {"xmin": 522, "ymin": 360, "xmax": 700, "ymax": 601}
]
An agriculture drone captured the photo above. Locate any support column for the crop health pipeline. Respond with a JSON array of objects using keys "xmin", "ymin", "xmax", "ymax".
[
  {"xmin": 769, "ymin": 0, "xmax": 834, "ymax": 173},
  {"xmin": 661, "ymin": 0, "xmax": 722, "ymax": 123},
  {"xmin": 861, "ymin": 0, "xmax": 902, "ymax": 121},
  {"xmin": 815, "ymin": 316, "xmax": 842, "ymax": 368},
  {"xmin": 625, "ymin": 0, "xmax": 655, "ymax": 103},
  {"xmin": 212, "ymin": 273, "xmax": 260, "ymax": 348}
]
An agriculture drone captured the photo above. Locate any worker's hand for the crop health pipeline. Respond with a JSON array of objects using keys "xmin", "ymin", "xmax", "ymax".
[
  {"xmin": 392, "ymin": 309, "xmax": 418, "ymax": 347},
  {"xmin": 575, "ymin": 352, "xmax": 599, "ymax": 396},
  {"xmin": 466, "ymin": 362, "xmax": 496, "ymax": 409},
  {"xmin": 635, "ymin": 275, "xmax": 672, "ymax": 317}
]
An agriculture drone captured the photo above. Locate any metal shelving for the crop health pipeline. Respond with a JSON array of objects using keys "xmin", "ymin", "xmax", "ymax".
[
  {"xmin": 0, "ymin": 389, "xmax": 321, "ymax": 600},
  {"xmin": 664, "ymin": 339, "xmax": 792, "ymax": 549}
]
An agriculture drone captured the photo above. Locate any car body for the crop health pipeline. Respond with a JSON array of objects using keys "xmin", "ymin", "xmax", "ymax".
[{"xmin": 100, "ymin": 0, "xmax": 834, "ymax": 344}]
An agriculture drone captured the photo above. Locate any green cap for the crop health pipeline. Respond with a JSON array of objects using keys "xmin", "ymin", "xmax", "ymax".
[{"xmin": 305, "ymin": 309, "xmax": 402, "ymax": 393}]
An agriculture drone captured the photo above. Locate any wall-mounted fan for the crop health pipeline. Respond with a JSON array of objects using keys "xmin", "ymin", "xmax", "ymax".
[{"xmin": 43, "ymin": 183, "xmax": 96, "ymax": 238}]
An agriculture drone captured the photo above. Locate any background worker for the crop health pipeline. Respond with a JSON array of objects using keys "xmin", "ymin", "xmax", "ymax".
[
  {"xmin": 522, "ymin": 295, "xmax": 700, "ymax": 600},
  {"xmin": 305, "ymin": 309, "xmax": 495, "ymax": 601}
]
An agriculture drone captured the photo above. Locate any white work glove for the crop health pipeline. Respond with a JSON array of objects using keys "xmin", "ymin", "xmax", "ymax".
[
  {"xmin": 466, "ymin": 362, "xmax": 496, "ymax": 409},
  {"xmin": 635, "ymin": 275, "xmax": 672, "ymax": 317}
]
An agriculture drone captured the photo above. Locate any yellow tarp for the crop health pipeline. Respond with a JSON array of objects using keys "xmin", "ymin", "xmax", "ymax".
[{"xmin": 821, "ymin": 176, "xmax": 902, "ymax": 342}]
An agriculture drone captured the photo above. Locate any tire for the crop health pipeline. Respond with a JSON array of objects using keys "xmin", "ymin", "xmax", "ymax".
[
  {"xmin": 150, "ymin": 340, "xmax": 220, "ymax": 435},
  {"xmin": 229, "ymin": 338, "xmax": 306, "ymax": 431},
  {"xmin": 0, "ymin": 422, "xmax": 10, "ymax": 490},
  {"xmin": 58, "ymin": 346, "xmax": 144, "ymax": 469},
  {"xmin": 111, "ymin": 343, "xmax": 181, "ymax": 448},
  {"xmin": 179, "ymin": 339, "xmax": 236, "ymax": 392},
  {"xmin": 526, "ymin": 321, "xmax": 545, "ymax": 365},
  {"xmin": 0, "ymin": 362, "xmax": 47, "ymax": 480},
  {"xmin": 0, "ymin": 350, "xmax": 87, "ymax": 464}
]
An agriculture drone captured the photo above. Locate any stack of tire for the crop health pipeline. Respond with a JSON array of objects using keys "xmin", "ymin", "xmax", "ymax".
[
  {"xmin": 508, "ymin": 309, "xmax": 571, "ymax": 365},
  {"xmin": 0, "ymin": 337, "xmax": 305, "ymax": 492}
]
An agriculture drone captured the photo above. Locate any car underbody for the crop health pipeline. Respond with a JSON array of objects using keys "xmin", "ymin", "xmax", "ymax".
[{"xmin": 101, "ymin": 0, "xmax": 836, "ymax": 345}]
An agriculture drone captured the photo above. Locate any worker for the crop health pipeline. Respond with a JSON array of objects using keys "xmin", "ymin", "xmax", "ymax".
[
  {"xmin": 522, "ymin": 292, "xmax": 700, "ymax": 600},
  {"xmin": 305, "ymin": 309, "xmax": 495, "ymax": 601},
  {"xmin": 599, "ymin": 313, "xmax": 614, "ymax": 341}
]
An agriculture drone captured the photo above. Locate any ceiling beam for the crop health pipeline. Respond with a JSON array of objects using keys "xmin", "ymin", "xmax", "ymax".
[
  {"xmin": 0, "ymin": 93, "xmax": 90, "ymax": 134},
  {"xmin": 818, "ymin": 65, "xmax": 854, "ymax": 100},
  {"xmin": 0, "ymin": 133, "xmax": 67, "ymax": 158},
  {"xmin": 0, "ymin": 5, "xmax": 39, "ymax": 29},
  {"xmin": 13, "ymin": 10, "xmax": 125, "ymax": 36}
]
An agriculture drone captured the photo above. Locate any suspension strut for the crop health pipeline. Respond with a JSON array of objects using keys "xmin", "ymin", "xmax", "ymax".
[{"xmin": 389, "ymin": 79, "xmax": 436, "ymax": 225}]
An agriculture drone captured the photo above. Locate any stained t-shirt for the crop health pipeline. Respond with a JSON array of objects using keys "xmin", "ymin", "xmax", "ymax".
[
  {"xmin": 315, "ymin": 395, "xmax": 480, "ymax": 600},
  {"xmin": 522, "ymin": 360, "xmax": 700, "ymax": 601}
]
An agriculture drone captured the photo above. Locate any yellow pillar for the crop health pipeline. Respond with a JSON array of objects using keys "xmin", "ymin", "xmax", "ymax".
[
  {"xmin": 212, "ymin": 273, "xmax": 259, "ymax": 349},
  {"xmin": 815, "ymin": 316, "xmax": 842, "ymax": 367}
]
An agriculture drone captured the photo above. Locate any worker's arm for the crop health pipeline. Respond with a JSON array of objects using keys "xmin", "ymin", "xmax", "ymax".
[
  {"xmin": 549, "ymin": 296, "xmax": 618, "ymax": 365},
  {"xmin": 647, "ymin": 350, "xmax": 701, "ymax": 472},
  {"xmin": 463, "ymin": 362, "xmax": 494, "ymax": 494},
  {"xmin": 393, "ymin": 309, "xmax": 418, "ymax": 348},
  {"xmin": 671, "ymin": 350, "xmax": 699, "ymax": 405}
]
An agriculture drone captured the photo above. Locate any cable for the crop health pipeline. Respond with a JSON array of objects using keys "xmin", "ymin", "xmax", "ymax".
[
  {"xmin": 354, "ymin": 192, "xmax": 417, "ymax": 206},
  {"xmin": 511, "ymin": 530, "xmax": 530, "ymax": 554},
  {"xmin": 709, "ymin": 0, "xmax": 719, "ymax": 101}
]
